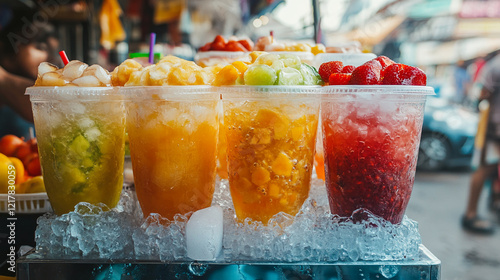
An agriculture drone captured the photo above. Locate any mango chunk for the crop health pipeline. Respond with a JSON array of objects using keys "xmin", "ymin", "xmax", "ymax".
[
  {"xmin": 251, "ymin": 166, "xmax": 270, "ymax": 185},
  {"xmin": 291, "ymin": 126, "xmax": 304, "ymax": 141},
  {"xmin": 214, "ymin": 65, "xmax": 239, "ymax": 86},
  {"xmin": 268, "ymin": 183, "xmax": 280, "ymax": 198},
  {"xmin": 272, "ymin": 152, "xmax": 293, "ymax": 176}
]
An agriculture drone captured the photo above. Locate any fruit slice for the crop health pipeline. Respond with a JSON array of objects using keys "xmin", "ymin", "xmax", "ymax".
[
  {"xmin": 298, "ymin": 63, "xmax": 322, "ymax": 85},
  {"xmin": 244, "ymin": 64, "xmax": 277, "ymax": 85},
  {"xmin": 277, "ymin": 68, "xmax": 303, "ymax": 85},
  {"xmin": 329, "ymin": 73, "xmax": 351, "ymax": 85},
  {"xmin": 381, "ymin": 63, "xmax": 426, "ymax": 86}
]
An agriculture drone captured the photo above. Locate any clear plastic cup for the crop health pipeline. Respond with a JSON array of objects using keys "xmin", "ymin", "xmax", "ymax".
[
  {"xmin": 26, "ymin": 87, "xmax": 126, "ymax": 215},
  {"xmin": 220, "ymin": 86, "xmax": 321, "ymax": 224},
  {"xmin": 321, "ymin": 85, "xmax": 434, "ymax": 223},
  {"xmin": 122, "ymin": 86, "xmax": 219, "ymax": 219},
  {"xmin": 313, "ymin": 53, "xmax": 377, "ymax": 69},
  {"xmin": 194, "ymin": 51, "xmax": 250, "ymax": 67}
]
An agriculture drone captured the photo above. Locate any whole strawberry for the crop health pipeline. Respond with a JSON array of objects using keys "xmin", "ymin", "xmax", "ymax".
[
  {"xmin": 318, "ymin": 61, "xmax": 343, "ymax": 82},
  {"xmin": 381, "ymin": 64, "xmax": 426, "ymax": 86},
  {"xmin": 349, "ymin": 60, "xmax": 382, "ymax": 85},
  {"xmin": 329, "ymin": 73, "xmax": 351, "ymax": 85}
]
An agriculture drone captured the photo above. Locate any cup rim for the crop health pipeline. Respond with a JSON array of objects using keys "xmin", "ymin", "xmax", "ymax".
[{"xmin": 320, "ymin": 85, "xmax": 435, "ymax": 95}]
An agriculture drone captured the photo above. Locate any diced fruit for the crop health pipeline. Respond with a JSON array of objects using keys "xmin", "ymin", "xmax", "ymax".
[
  {"xmin": 277, "ymin": 68, "xmax": 303, "ymax": 85},
  {"xmin": 244, "ymin": 64, "xmax": 277, "ymax": 85},
  {"xmin": 329, "ymin": 73, "xmax": 351, "ymax": 85},
  {"xmin": 349, "ymin": 60, "xmax": 382, "ymax": 85},
  {"xmin": 381, "ymin": 64, "xmax": 427, "ymax": 86},
  {"xmin": 291, "ymin": 126, "xmax": 304, "ymax": 141},
  {"xmin": 278, "ymin": 53, "xmax": 300, "ymax": 68},
  {"xmin": 318, "ymin": 61, "xmax": 343, "ymax": 82},
  {"xmin": 254, "ymin": 53, "xmax": 279, "ymax": 66},
  {"xmin": 299, "ymin": 63, "xmax": 322, "ymax": 85},
  {"xmin": 268, "ymin": 183, "xmax": 280, "ymax": 198},
  {"xmin": 214, "ymin": 65, "xmax": 239, "ymax": 86},
  {"xmin": 69, "ymin": 135, "xmax": 90, "ymax": 157},
  {"xmin": 341, "ymin": 65, "xmax": 356, "ymax": 74},
  {"xmin": 251, "ymin": 166, "xmax": 271, "ymax": 185},
  {"xmin": 272, "ymin": 152, "xmax": 293, "ymax": 176}
]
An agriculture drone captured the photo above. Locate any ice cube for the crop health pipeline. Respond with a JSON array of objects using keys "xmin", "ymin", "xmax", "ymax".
[
  {"xmin": 72, "ymin": 75, "xmax": 101, "ymax": 87},
  {"xmin": 63, "ymin": 60, "xmax": 88, "ymax": 80},
  {"xmin": 78, "ymin": 117, "xmax": 95, "ymax": 129},
  {"xmin": 83, "ymin": 64, "xmax": 111, "ymax": 85},
  {"xmin": 84, "ymin": 127, "xmax": 101, "ymax": 142},
  {"xmin": 186, "ymin": 205, "xmax": 223, "ymax": 261},
  {"xmin": 40, "ymin": 72, "xmax": 66, "ymax": 86},
  {"xmin": 38, "ymin": 62, "xmax": 58, "ymax": 76}
]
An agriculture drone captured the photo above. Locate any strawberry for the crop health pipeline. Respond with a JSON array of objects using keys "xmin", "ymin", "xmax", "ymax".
[
  {"xmin": 211, "ymin": 41, "xmax": 226, "ymax": 51},
  {"xmin": 349, "ymin": 60, "xmax": 382, "ymax": 85},
  {"xmin": 199, "ymin": 42, "xmax": 212, "ymax": 52},
  {"xmin": 225, "ymin": 41, "xmax": 247, "ymax": 52},
  {"xmin": 374, "ymin": 56, "xmax": 395, "ymax": 69},
  {"xmin": 341, "ymin": 65, "xmax": 355, "ymax": 74},
  {"xmin": 381, "ymin": 64, "xmax": 426, "ymax": 86},
  {"xmin": 329, "ymin": 73, "xmax": 351, "ymax": 85},
  {"xmin": 238, "ymin": 39, "xmax": 254, "ymax": 51},
  {"xmin": 213, "ymin": 35, "xmax": 226, "ymax": 45},
  {"xmin": 318, "ymin": 61, "xmax": 343, "ymax": 82}
]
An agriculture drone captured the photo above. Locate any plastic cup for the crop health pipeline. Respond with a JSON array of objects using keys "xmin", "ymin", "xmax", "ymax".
[
  {"xmin": 26, "ymin": 87, "xmax": 126, "ymax": 215},
  {"xmin": 220, "ymin": 86, "xmax": 320, "ymax": 224},
  {"xmin": 321, "ymin": 85, "xmax": 434, "ymax": 224},
  {"xmin": 194, "ymin": 51, "xmax": 250, "ymax": 67},
  {"xmin": 122, "ymin": 86, "xmax": 219, "ymax": 219}
]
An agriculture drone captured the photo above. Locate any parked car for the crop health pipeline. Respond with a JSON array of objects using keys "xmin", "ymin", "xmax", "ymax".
[{"xmin": 417, "ymin": 96, "xmax": 478, "ymax": 170}]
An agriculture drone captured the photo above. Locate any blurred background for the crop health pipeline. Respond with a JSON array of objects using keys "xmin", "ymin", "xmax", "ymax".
[{"xmin": 1, "ymin": 0, "xmax": 500, "ymax": 279}]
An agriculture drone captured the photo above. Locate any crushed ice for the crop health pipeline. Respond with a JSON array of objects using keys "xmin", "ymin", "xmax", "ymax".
[{"xmin": 35, "ymin": 178, "xmax": 421, "ymax": 261}]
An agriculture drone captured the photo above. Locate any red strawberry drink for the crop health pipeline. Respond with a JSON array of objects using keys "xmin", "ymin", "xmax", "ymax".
[{"xmin": 319, "ymin": 57, "xmax": 434, "ymax": 224}]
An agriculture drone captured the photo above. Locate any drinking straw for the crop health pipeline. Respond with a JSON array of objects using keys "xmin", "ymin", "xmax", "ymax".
[
  {"xmin": 59, "ymin": 50, "xmax": 69, "ymax": 65},
  {"xmin": 270, "ymin": 30, "xmax": 274, "ymax": 43},
  {"xmin": 149, "ymin": 33, "xmax": 156, "ymax": 64}
]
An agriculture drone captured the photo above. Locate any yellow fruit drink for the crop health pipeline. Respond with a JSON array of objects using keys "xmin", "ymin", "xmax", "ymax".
[
  {"xmin": 124, "ymin": 87, "xmax": 219, "ymax": 219},
  {"xmin": 116, "ymin": 56, "xmax": 221, "ymax": 219},
  {"xmin": 27, "ymin": 87, "xmax": 125, "ymax": 215},
  {"xmin": 221, "ymin": 87, "xmax": 320, "ymax": 223}
]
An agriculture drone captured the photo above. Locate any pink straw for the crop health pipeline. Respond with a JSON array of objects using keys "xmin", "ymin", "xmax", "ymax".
[
  {"xmin": 149, "ymin": 33, "xmax": 156, "ymax": 64},
  {"xmin": 59, "ymin": 51, "xmax": 69, "ymax": 65}
]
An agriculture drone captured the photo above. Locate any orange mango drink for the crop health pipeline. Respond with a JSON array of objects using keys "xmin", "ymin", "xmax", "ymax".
[
  {"xmin": 29, "ymin": 61, "xmax": 125, "ymax": 215},
  {"xmin": 116, "ymin": 56, "xmax": 221, "ymax": 219},
  {"xmin": 216, "ymin": 52, "xmax": 322, "ymax": 223}
]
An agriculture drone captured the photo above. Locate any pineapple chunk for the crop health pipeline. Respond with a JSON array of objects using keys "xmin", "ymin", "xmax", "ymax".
[
  {"xmin": 272, "ymin": 152, "xmax": 293, "ymax": 176},
  {"xmin": 214, "ymin": 64, "xmax": 239, "ymax": 86},
  {"xmin": 251, "ymin": 166, "xmax": 270, "ymax": 185}
]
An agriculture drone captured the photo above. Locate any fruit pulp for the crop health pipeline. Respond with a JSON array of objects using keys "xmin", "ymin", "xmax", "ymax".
[
  {"xmin": 33, "ymin": 101, "xmax": 126, "ymax": 215},
  {"xmin": 127, "ymin": 99, "xmax": 218, "ymax": 219},
  {"xmin": 224, "ymin": 99, "xmax": 319, "ymax": 224},
  {"xmin": 322, "ymin": 96, "xmax": 424, "ymax": 224}
]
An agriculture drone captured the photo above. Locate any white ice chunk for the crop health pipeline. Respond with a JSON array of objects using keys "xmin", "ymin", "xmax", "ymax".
[
  {"xmin": 84, "ymin": 127, "xmax": 101, "ymax": 142},
  {"xmin": 186, "ymin": 205, "xmax": 223, "ymax": 261},
  {"xmin": 62, "ymin": 60, "xmax": 88, "ymax": 80},
  {"xmin": 83, "ymin": 64, "xmax": 111, "ymax": 85},
  {"xmin": 72, "ymin": 75, "xmax": 101, "ymax": 87},
  {"xmin": 78, "ymin": 117, "xmax": 95, "ymax": 129},
  {"xmin": 38, "ymin": 62, "xmax": 58, "ymax": 76}
]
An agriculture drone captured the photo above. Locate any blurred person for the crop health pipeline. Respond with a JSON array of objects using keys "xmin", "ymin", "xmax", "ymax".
[
  {"xmin": 462, "ymin": 54, "xmax": 500, "ymax": 234},
  {"xmin": 0, "ymin": 10, "xmax": 59, "ymax": 138},
  {"xmin": 453, "ymin": 60, "xmax": 471, "ymax": 105}
]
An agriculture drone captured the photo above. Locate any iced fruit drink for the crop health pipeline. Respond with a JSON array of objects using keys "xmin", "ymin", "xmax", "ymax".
[
  {"xmin": 321, "ymin": 86, "xmax": 433, "ymax": 223},
  {"xmin": 222, "ymin": 87, "xmax": 320, "ymax": 223},
  {"xmin": 124, "ymin": 86, "xmax": 219, "ymax": 219},
  {"xmin": 28, "ymin": 87, "xmax": 126, "ymax": 215}
]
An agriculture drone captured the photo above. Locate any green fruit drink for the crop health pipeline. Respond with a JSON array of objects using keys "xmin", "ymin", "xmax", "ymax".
[{"xmin": 28, "ymin": 62, "xmax": 125, "ymax": 215}]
